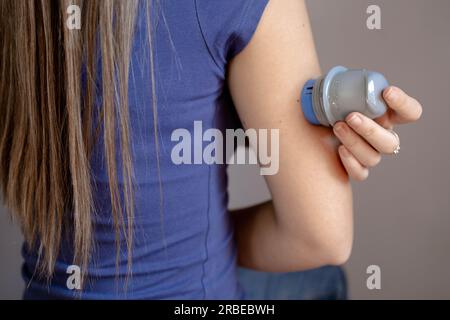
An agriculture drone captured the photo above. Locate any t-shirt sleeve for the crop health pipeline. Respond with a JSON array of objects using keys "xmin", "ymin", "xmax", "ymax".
[{"xmin": 195, "ymin": 0, "xmax": 270, "ymax": 69}]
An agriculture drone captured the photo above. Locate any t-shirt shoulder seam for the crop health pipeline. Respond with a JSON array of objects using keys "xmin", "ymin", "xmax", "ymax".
[
  {"xmin": 194, "ymin": 0, "xmax": 223, "ymax": 72},
  {"xmin": 226, "ymin": 0, "xmax": 254, "ymax": 60}
]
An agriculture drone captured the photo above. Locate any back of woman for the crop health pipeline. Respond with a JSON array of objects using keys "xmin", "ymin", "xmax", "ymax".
[{"xmin": 14, "ymin": 0, "xmax": 268, "ymax": 299}]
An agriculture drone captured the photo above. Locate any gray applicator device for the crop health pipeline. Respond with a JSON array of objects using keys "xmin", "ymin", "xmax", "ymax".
[{"xmin": 301, "ymin": 66, "xmax": 389, "ymax": 127}]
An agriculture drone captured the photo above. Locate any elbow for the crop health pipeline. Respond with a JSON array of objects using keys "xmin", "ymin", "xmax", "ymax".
[
  {"xmin": 312, "ymin": 232, "xmax": 353, "ymax": 267},
  {"xmin": 308, "ymin": 197, "xmax": 354, "ymax": 267},
  {"xmin": 321, "ymin": 238, "xmax": 353, "ymax": 266},
  {"xmin": 287, "ymin": 226, "xmax": 353, "ymax": 270}
]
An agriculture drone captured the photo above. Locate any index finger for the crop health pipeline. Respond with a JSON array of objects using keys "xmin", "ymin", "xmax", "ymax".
[{"xmin": 383, "ymin": 86, "xmax": 423, "ymax": 124}]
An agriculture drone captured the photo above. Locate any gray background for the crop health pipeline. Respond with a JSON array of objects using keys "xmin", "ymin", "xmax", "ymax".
[{"xmin": 1, "ymin": 0, "xmax": 449, "ymax": 299}]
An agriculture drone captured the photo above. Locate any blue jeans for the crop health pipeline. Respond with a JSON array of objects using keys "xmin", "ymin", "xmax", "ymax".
[{"xmin": 237, "ymin": 266, "xmax": 347, "ymax": 300}]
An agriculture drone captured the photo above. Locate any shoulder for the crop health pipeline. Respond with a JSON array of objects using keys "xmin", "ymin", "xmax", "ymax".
[{"xmin": 194, "ymin": 0, "xmax": 270, "ymax": 69}]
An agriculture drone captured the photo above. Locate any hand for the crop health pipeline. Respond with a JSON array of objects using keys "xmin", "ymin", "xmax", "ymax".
[{"xmin": 332, "ymin": 86, "xmax": 423, "ymax": 181}]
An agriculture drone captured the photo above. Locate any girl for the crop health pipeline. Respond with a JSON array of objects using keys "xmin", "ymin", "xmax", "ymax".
[{"xmin": 0, "ymin": 0, "xmax": 422, "ymax": 299}]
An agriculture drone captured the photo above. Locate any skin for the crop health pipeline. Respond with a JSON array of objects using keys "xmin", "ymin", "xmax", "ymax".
[
  {"xmin": 228, "ymin": 0, "xmax": 422, "ymax": 272},
  {"xmin": 334, "ymin": 86, "xmax": 422, "ymax": 181}
]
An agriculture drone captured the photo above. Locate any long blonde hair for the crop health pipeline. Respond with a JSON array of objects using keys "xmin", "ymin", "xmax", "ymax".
[{"xmin": 0, "ymin": 0, "xmax": 154, "ymax": 283}]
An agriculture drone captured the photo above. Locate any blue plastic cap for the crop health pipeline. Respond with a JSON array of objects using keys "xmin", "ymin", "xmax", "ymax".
[{"xmin": 301, "ymin": 79, "xmax": 320, "ymax": 125}]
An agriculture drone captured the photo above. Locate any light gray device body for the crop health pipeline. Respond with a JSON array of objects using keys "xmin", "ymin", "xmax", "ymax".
[{"xmin": 301, "ymin": 66, "xmax": 389, "ymax": 127}]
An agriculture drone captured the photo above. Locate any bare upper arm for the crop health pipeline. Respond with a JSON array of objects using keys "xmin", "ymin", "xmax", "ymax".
[{"xmin": 228, "ymin": 0, "xmax": 353, "ymax": 245}]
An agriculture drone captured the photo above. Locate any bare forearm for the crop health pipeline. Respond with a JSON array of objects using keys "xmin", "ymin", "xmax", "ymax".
[
  {"xmin": 232, "ymin": 201, "xmax": 326, "ymax": 272},
  {"xmin": 231, "ymin": 199, "xmax": 351, "ymax": 272}
]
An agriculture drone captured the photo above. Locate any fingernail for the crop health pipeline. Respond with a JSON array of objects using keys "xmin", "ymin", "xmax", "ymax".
[
  {"xmin": 348, "ymin": 114, "xmax": 362, "ymax": 126},
  {"xmin": 386, "ymin": 87, "xmax": 398, "ymax": 101}
]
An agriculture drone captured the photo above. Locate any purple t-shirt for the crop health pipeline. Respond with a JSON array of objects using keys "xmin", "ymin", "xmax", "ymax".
[{"xmin": 22, "ymin": 0, "xmax": 269, "ymax": 299}]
